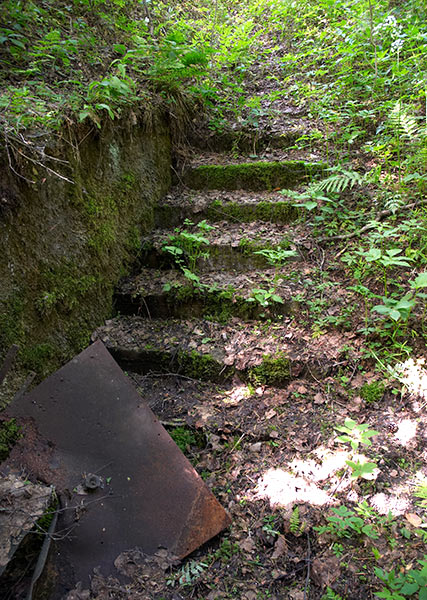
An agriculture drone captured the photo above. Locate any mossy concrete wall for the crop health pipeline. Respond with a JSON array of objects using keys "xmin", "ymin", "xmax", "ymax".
[{"xmin": 0, "ymin": 114, "xmax": 171, "ymax": 376}]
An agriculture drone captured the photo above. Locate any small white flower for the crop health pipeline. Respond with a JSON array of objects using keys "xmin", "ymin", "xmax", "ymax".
[{"xmin": 391, "ymin": 38, "xmax": 404, "ymax": 52}]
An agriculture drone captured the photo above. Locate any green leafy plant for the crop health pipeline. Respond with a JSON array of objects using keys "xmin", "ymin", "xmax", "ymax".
[
  {"xmin": 162, "ymin": 220, "xmax": 213, "ymax": 272},
  {"xmin": 335, "ymin": 418, "xmax": 379, "ymax": 451},
  {"xmin": 335, "ymin": 418, "xmax": 379, "ymax": 480},
  {"xmin": 262, "ymin": 514, "xmax": 280, "ymax": 537},
  {"xmin": 247, "ymin": 287, "xmax": 284, "ymax": 309},
  {"xmin": 315, "ymin": 505, "xmax": 379, "ymax": 540},
  {"xmin": 321, "ymin": 588, "xmax": 345, "ymax": 600},
  {"xmin": 345, "ymin": 459, "xmax": 378, "ymax": 480},
  {"xmin": 375, "ymin": 557, "xmax": 427, "ymax": 600},
  {"xmin": 355, "ymin": 247, "xmax": 413, "ymax": 297},
  {"xmin": 167, "ymin": 559, "xmax": 209, "ymax": 587}
]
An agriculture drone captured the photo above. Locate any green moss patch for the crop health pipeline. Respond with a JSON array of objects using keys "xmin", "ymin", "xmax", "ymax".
[
  {"xmin": 360, "ymin": 381, "xmax": 385, "ymax": 404},
  {"xmin": 0, "ymin": 418, "xmax": 21, "ymax": 461},
  {"xmin": 248, "ymin": 353, "xmax": 291, "ymax": 386},
  {"xmin": 184, "ymin": 161, "xmax": 324, "ymax": 191},
  {"xmin": 168, "ymin": 426, "xmax": 206, "ymax": 455},
  {"xmin": 206, "ymin": 200, "xmax": 299, "ymax": 223}
]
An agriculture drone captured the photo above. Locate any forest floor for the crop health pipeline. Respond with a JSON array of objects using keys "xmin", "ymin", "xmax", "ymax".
[
  {"xmin": 1, "ymin": 2, "xmax": 427, "ymax": 598},
  {"xmin": 82, "ymin": 93, "xmax": 427, "ymax": 599}
]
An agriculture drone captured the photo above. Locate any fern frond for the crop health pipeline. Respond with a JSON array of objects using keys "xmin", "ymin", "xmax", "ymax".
[
  {"xmin": 289, "ymin": 505, "xmax": 306, "ymax": 535},
  {"xmin": 414, "ymin": 480, "xmax": 427, "ymax": 507},
  {"xmin": 389, "ymin": 101, "xmax": 422, "ymax": 140},
  {"xmin": 178, "ymin": 559, "xmax": 208, "ymax": 586},
  {"xmin": 315, "ymin": 167, "xmax": 364, "ymax": 194},
  {"xmin": 383, "ymin": 192, "xmax": 404, "ymax": 215}
]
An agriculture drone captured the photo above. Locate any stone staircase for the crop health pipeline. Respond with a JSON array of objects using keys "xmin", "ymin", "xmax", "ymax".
[{"xmin": 93, "ymin": 151, "xmax": 353, "ymax": 389}]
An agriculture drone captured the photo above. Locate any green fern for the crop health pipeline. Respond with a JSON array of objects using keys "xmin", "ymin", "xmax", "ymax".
[
  {"xmin": 389, "ymin": 101, "xmax": 422, "ymax": 140},
  {"xmin": 290, "ymin": 505, "xmax": 305, "ymax": 535},
  {"xmin": 383, "ymin": 192, "xmax": 404, "ymax": 214},
  {"xmin": 314, "ymin": 166, "xmax": 364, "ymax": 194},
  {"xmin": 178, "ymin": 560, "xmax": 208, "ymax": 586},
  {"xmin": 414, "ymin": 480, "xmax": 427, "ymax": 507}
]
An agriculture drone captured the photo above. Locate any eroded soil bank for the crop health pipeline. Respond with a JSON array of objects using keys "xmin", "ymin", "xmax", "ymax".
[{"xmin": 0, "ymin": 111, "xmax": 171, "ymax": 378}]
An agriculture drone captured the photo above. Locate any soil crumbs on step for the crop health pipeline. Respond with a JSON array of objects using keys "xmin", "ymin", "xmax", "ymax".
[{"xmin": 66, "ymin": 369, "xmax": 427, "ymax": 600}]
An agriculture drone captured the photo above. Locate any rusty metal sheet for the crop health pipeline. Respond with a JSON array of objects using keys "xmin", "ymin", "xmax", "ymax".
[{"xmin": 5, "ymin": 341, "xmax": 230, "ymax": 596}]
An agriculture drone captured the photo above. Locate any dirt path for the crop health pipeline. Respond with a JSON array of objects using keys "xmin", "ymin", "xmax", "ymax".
[{"xmin": 86, "ymin": 135, "xmax": 427, "ymax": 599}]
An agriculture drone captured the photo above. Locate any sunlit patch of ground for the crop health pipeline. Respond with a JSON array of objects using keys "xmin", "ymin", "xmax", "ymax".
[
  {"xmin": 393, "ymin": 418, "xmax": 418, "ymax": 447},
  {"xmin": 369, "ymin": 490, "xmax": 411, "ymax": 515},
  {"xmin": 393, "ymin": 357, "xmax": 427, "ymax": 410},
  {"xmin": 254, "ymin": 468, "xmax": 333, "ymax": 508},
  {"xmin": 251, "ymin": 441, "xmax": 386, "ymax": 508},
  {"xmin": 289, "ymin": 447, "xmax": 349, "ymax": 482}
]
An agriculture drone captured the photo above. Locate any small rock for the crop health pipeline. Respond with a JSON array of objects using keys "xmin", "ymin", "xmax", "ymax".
[{"xmin": 249, "ymin": 442, "xmax": 262, "ymax": 453}]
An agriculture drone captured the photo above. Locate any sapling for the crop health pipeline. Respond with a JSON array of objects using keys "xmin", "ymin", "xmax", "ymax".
[{"xmin": 335, "ymin": 418, "xmax": 380, "ymax": 481}]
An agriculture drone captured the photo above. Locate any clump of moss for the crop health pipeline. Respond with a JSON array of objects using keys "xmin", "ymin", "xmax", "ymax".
[
  {"xmin": 248, "ymin": 353, "xmax": 291, "ymax": 386},
  {"xmin": 0, "ymin": 297, "xmax": 25, "ymax": 356},
  {"xmin": 206, "ymin": 200, "xmax": 299, "ymax": 224},
  {"xmin": 177, "ymin": 350, "xmax": 232, "ymax": 382},
  {"xmin": 169, "ymin": 426, "xmax": 197, "ymax": 453},
  {"xmin": 0, "ymin": 418, "xmax": 22, "ymax": 461},
  {"xmin": 21, "ymin": 343, "xmax": 55, "ymax": 376},
  {"xmin": 169, "ymin": 427, "xmax": 206, "ymax": 454},
  {"xmin": 360, "ymin": 381, "xmax": 385, "ymax": 404},
  {"xmin": 185, "ymin": 161, "xmax": 324, "ymax": 191}
]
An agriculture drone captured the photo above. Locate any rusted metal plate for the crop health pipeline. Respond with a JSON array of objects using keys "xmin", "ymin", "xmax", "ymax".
[{"xmin": 5, "ymin": 341, "xmax": 230, "ymax": 595}]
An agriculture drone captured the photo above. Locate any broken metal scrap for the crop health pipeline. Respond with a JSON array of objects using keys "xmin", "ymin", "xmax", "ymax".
[{"xmin": 4, "ymin": 340, "xmax": 231, "ymax": 596}]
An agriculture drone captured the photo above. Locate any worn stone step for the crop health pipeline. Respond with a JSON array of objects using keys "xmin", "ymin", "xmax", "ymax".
[
  {"xmin": 192, "ymin": 127, "xmax": 307, "ymax": 153},
  {"xmin": 114, "ymin": 267, "xmax": 301, "ymax": 321},
  {"xmin": 140, "ymin": 221, "xmax": 301, "ymax": 272},
  {"xmin": 92, "ymin": 316, "xmax": 353, "ymax": 385},
  {"xmin": 183, "ymin": 160, "xmax": 325, "ymax": 191},
  {"xmin": 155, "ymin": 189, "xmax": 299, "ymax": 227}
]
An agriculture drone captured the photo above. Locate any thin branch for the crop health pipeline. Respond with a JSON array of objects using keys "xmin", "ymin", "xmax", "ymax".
[
  {"xmin": 9, "ymin": 142, "xmax": 74, "ymax": 184},
  {"xmin": 4, "ymin": 134, "xmax": 36, "ymax": 184},
  {"xmin": 317, "ymin": 198, "xmax": 427, "ymax": 243}
]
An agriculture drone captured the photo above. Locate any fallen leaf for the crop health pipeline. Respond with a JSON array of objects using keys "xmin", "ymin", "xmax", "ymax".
[
  {"xmin": 271, "ymin": 535, "xmax": 288, "ymax": 560},
  {"xmin": 313, "ymin": 393, "xmax": 325, "ymax": 405},
  {"xmin": 249, "ymin": 442, "xmax": 262, "ymax": 453},
  {"xmin": 311, "ymin": 554, "xmax": 341, "ymax": 588},
  {"xmin": 239, "ymin": 536, "xmax": 256, "ymax": 554},
  {"xmin": 405, "ymin": 513, "xmax": 422, "ymax": 527}
]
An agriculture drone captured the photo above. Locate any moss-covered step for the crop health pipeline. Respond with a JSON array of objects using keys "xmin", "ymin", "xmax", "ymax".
[
  {"xmin": 114, "ymin": 267, "xmax": 301, "ymax": 321},
  {"xmin": 155, "ymin": 189, "xmax": 299, "ymax": 227},
  {"xmin": 188, "ymin": 126, "xmax": 308, "ymax": 153},
  {"xmin": 183, "ymin": 160, "xmax": 324, "ymax": 191},
  {"xmin": 92, "ymin": 316, "xmax": 351, "ymax": 385},
  {"xmin": 140, "ymin": 221, "xmax": 301, "ymax": 272}
]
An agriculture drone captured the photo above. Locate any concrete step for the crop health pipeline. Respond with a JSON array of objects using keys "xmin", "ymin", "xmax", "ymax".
[
  {"xmin": 114, "ymin": 267, "xmax": 302, "ymax": 321},
  {"xmin": 183, "ymin": 159, "xmax": 325, "ymax": 191},
  {"xmin": 93, "ymin": 316, "xmax": 352, "ymax": 385},
  {"xmin": 140, "ymin": 221, "xmax": 301, "ymax": 272},
  {"xmin": 155, "ymin": 188, "xmax": 300, "ymax": 227}
]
